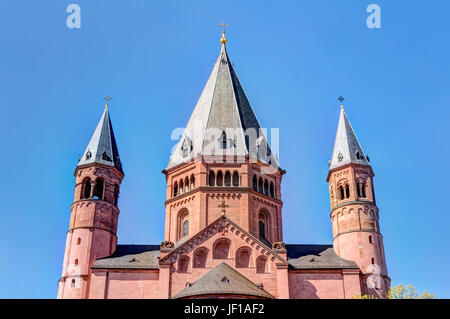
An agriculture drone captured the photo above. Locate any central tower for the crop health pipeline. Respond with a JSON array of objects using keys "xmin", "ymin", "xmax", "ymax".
[{"xmin": 162, "ymin": 32, "xmax": 285, "ymax": 248}]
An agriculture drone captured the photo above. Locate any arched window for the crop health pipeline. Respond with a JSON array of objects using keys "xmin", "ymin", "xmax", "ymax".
[
  {"xmin": 339, "ymin": 185, "xmax": 345, "ymax": 200},
  {"xmin": 193, "ymin": 248, "xmax": 208, "ymax": 268},
  {"xmin": 220, "ymin": 131, "xmax": 227, "ymax": 149},
  {"xmin": 269, "ymin": 182, "xmax": 274, "ymax": 197},
  {"xmin": 258, "ymin": 177, "xmax": 263, "ymax": 193},
  {"xmin": 369, "ymin": 235, "xmax": 373, "ymax": 244},
  {"xmin": 356, "ymin": 182, "xmax": 361, "ymax": 197},
  {"xmin": 190, "ymin": 174, "xmax": 195, "ymax": 189},
  {"xmin": 216, "ymin": 171, "xmax": 223, "ymax": 186},
  {"xmin": 178, "ymin": 256, "xmax": 190, "ymax": 273},
  {"xmin": 256, "ymin": 256, "xmax": 267, "ymax": 273},
  {"xmin": 371, "ymin": 258, "xmax": 375, "ymax": 265},
  {"xmin": 71, "ymin": 279, "xmax": 76, "ymax": 288},
  {"xmin": 173, "ymin": 182, "xmax": 178, "ymax": 197},
  {"xmin": 113, "ymin": 184, "xmax": 119, "ymax": 206},
  {"xmin": 264, "ymin": 180, "xmax": 269, "ymax": 195},
  {"xmin": 259, "ymin": 221, "xmax": 266, "ymax": 241},
  {"xmin": 362, "ymin": 183, "xmax": 367, "ymax": 198},
  {"xmin": 235, "ymin": 247, "xmax": 251, "ymax": 268},
  {"xmin": 214, "ymin": 239, "xmax": 230, "ymax": 259},
  {"xmin": 224, "ymin": 171, "xmax": 231, "ymax": 186},
  {"xmin": 179, "ymin": 180, "xmax": 184, "ymax": 194},
  {"xmin": 259, "ymin": 211, "xmax": 270, "ymax": 242},
  {"xmin": 82, "ymin": 178, "xmax": 91, "ymax": 199},
  {"xmin": 74, "ymin": 259, "xmax": 78, "ymax": 265},
  {"xmin": 253, "ymin": 175, "xmax": 257, "ymax": 191},
  {"xmin": 345, "ymin": 184, "xmax": 350, "ymax": 199},
  {"xmin": 182, "ymin": 220, "xmax": 189, "ymax": 237},
  {"xmin": 77, "ymin": 238, "xmax": 81, "ymax": 245},
  {"xmin": 185, "ymin": 177, "xmax": 190, "ymax": 192},
  {"xmin": 178, "ymin": 209, "xmax": 189, "ymax": 240},
  {"xmin": 93, "ymin": 178, "xmax": 104, "ymax": 200},
  {"xmin": 232, "ymin": 171, "xmax": 239, "ymax": 186},
  {"xmin": 209, "ymin": 171, "xmax": 215, "ymax": 186}
]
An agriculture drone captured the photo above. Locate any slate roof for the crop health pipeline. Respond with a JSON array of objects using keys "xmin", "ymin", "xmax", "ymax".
[
  {"xmin": 329, "ymin": 107, "xmax": 370, "ymax": 171},
  {"xmin": 77, "ymin": 108, "xmax": 123, "ymax": 173},
  {"xmin": 92, "ymin": 245, "xmax": 160, "ymax": 269},
  {"xmin": 167, "ymin": 43, "xmax": 280, "ymax": 171},
  {"xmin": 173, "ymin": 262, "xmax": 275, "ymax": 299},
  {"xmin": 286, "ymin": 244, "xmax": 359, "ymax": 269}
]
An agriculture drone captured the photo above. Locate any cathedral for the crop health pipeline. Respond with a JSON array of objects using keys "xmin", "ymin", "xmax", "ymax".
[{"xmin": 57, "ymin": 30, "xmax": 389, "ymax": 299}]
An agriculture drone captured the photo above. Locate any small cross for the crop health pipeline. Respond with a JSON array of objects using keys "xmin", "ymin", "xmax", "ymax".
[
  {"xmin": 219, "ymin": 22, "xmax": 229, "ymax": 33},
  {"xmin": 337, "ymin": 96, "xmax": 345, "ymax": 104},
  {"xmin": 218, "ymin": 200, "xmax": 229, "ymax": 216},
  {"xmin": 103, "ymin": 95, "xmax": 113, "ymax": 103},
  {"xmin": 103, "ymin": 96, "xmax": 113, "ymax": 109}
]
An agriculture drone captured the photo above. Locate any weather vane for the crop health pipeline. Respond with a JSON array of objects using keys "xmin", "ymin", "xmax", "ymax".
[{"xmin": 103, "ymin": 95, "xmax": 113, "ymax": 109}]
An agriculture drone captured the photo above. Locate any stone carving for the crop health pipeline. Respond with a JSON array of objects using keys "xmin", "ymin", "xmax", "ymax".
[
  {"xmin": 160, "ymin": 241, "xmax": 174, "ymax": 249},
  {"xmin": 272, "ymin": 242, "xmax": 286, "ymax": 250}
]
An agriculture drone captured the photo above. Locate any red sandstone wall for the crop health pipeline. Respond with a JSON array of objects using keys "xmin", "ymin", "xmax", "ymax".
[
  {"xmin": 89, "ymin": 270, "xmax": 160, "ymax": 299},
  {"xmin": 288, "ymin": 272, "xmax": 345, "ymax": 299}
]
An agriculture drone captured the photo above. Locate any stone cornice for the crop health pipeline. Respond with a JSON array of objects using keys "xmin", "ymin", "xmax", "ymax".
[
  {"xmin": 326, "ymin": 163, "xmax": 374, "ymax": 182},
  {"xmin": 164, "ymin": 186, "xmax": 282, "ymax": 205},
  {"xmin": 332, "ymin": 229, "xmax": 383, "ymax": 241},
  {"xmin": 330, "ymin": 200, "xmax": 377, "ymax": 214}
]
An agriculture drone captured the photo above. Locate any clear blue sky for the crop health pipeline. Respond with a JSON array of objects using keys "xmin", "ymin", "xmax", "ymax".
[{"xmin": 0, "ymin": 0, "xmax": 449, "ymax": 298}]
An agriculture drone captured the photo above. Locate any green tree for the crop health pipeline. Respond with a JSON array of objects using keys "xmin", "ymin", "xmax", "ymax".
[{"xmin": 353, "ymin": 284, "xmax": 436, "ymax": 299}]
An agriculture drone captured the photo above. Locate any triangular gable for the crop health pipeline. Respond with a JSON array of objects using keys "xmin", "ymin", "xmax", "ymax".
[
  {"xmin": 159, "ymin": 215, "xmax": 288, "ymax": 266},
  {"xmin": 173, "ymin": 262, "xmax": 275, "ymax": 299}
]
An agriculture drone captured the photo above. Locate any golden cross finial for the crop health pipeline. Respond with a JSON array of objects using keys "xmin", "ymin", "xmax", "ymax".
[
  {"xmin": 219, "ymin": 22, "xmax": 229, "ymax": 44},
  {"xmin": 218, "ymin": 200, "xmax": 229, "ymax": 216},
  {"xmin": 103, "ymin": 95, "xmax": 113, "ymax": 109}
]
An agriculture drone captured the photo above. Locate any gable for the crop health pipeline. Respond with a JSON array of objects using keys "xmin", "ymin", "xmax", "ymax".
[{"xmin": 159, "ymin": 216, "xmax": 288, "ymax": 267}]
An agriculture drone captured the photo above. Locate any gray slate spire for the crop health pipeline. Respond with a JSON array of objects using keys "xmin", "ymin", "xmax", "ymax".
[
  {"xmin": 167, "ymin": 43, "xmax": 280, "ymax": 170},
  {"xmin": 329, "ymin": 107, "xmax": 370, "ymax": 171},
  {"xmin": 77, "ymin": 108, "xmax": 123, "ymax": 173}
]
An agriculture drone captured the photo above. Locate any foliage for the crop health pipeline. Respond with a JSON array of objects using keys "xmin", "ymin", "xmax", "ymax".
[{"xmin": 353, "ymin": 284, "xmax": 436, "ymax": 299}]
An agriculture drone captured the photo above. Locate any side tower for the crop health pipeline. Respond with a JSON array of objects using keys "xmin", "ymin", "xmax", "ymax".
[
  {"xmin": 326, "ymin": 103, "xmax": 389, "ymax": 298},
  {"xmin": 58, "ymin": 105, "xmax": 124, "ymax": 299}
]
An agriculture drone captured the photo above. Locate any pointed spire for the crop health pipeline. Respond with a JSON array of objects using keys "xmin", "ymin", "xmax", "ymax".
[
  {"xmin": 77, "ymin": 107, "xmax": 123, "ymax": 173},
  {"xmin": 329, "ymin": 104, "xmax": 370, "ymax": 171},
  {"xmin": 167, "ymin": 38, "xmax": 280, "ymax": 170}
]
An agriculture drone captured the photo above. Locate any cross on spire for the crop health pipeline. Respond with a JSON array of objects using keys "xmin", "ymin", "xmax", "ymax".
[
  {"xmin": 218, "ymin": 200, "xmax": 229, "ymax": 216},
  {"xmin": 219, "ymin": 22, "xmax": 229, "ymax": 33},
  {"xmin": 219, "ymin": 22, "xmax": 229, "ymax": 44},
  {"xmin": 103, "ymin": 95, "xmax": 113, "ymax": 109},
  {"xmin": 337, "ymin": 96, "xmax": 345, "ymax": 109}
]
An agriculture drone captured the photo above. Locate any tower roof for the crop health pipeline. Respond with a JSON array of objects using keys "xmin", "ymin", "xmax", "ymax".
[
  {"xmin": 329, "ymin": 107, "xmax": 370, "ymax": 171},
  {"xmin": 77, "ymin": 107, "xmax": 123, "ymax": 173},
  {"xmin": 167, "ymin": 41, "xmax": 280, "ymax": 171}
]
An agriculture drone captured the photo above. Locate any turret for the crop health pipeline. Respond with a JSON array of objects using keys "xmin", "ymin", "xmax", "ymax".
[
  {"xmin": 326, "ymin": 101, "xmax": 389, "ymax": 298},
  {"xmin": 57, "ymin": 104, "xmax": 124, "ymax": 299}
]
